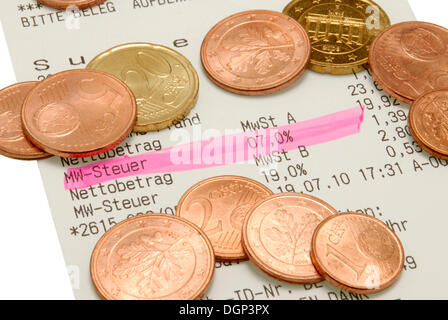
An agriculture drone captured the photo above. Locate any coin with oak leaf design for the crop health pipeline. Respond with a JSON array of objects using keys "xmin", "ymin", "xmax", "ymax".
[
  {"xmin": 242, "ymin": 193, "xmax": 337, "ymax": 284},
  {"xmin": 90, "ymin": 215, "xmax": 214, "ymax": 300}
]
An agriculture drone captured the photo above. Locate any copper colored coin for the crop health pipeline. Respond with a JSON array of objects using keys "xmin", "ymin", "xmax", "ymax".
[
  {"xmin": 37, "ymin": 0, "xmax": 107, "ymax": 10},
  {"xmin": 409, "ymin": 89, "xmax": 448, "ymax": 159},
  {"xmin": 0, "ymin": 82, "xmax": 50, "ymax": 160},
  {"xmin": 369, "ymin": 21, "xmax": 448, "ymax": 103},
  {"xmin": 90, "ymin": 214, "xmax": 215, "ymax": 300},
  {"xmin": 372, "ymin": 74, "xmax": 413, "ymax": 105},
  {"xmin": 177, "ymin": 176, "xmax": 273, "ymax": 261},
  {"xmin": 242, "ymin": 193, "xmax": 337, "ymax": 284},
  {"xmin": 311, "ymin": 212, "xmax": 405, "ymax": 294},
  {"xmin": 22, "ymin": 69, "xmax": 137, "ymax": 158},
  {"xmin": 409, "ymin": 118, "xmax": 448, "ymax": 160},
  {"xmin": 201, "ymin": 10, "xmax": 311, "ymax": 95}
]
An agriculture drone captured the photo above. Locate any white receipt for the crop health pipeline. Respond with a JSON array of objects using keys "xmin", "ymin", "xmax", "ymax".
[{"xmin": 1, "ymin": 0, "xmax": 446, "ymax": 300}]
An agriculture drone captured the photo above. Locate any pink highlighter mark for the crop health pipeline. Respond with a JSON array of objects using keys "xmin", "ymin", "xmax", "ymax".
[{"xmin": 64, "ymin": 106, "xmax": 364, "ymax": 190}]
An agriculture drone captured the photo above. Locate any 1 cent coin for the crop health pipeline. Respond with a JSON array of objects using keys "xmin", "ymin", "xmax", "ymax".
[
  {"xmin": 311, "ymin": 212, "xmax": 405, "ymax": 294},
  {"xmin": 201, "ymin": 10, "xmax": 311, "ymax": 95},
  {"xmin": 90, "ymin": 214, "xmax": 215, "ymax": 300},
  {"xmin": 369, "ymin": 21, "xmax": 448, "ymax": 103},
  {"xmin": 22, "ymin": 69, "xmax": 137, "ymax": 158},
  {"xmin": 87, "ymin": 43, "xmax": 199, "ymax": 132},
  {"xmin": 37, "ymin": 0, "xmax": 107, "ymax": 10},
  {"xmin": 409, "ymin": 89, "xmax": 448, "ymax": 159},
  {"xmin": 177, "ymin": 176, "xmax": 273, "ymax": 261},
  {"xmin": 242, "ymin": 193, "xmax": 337, "ymax": 284},
  {"xmin": 283, "ymin": 0, "xmax": 390, "ymax": 75},
  {"xmin": 0, "ymin": 82, "xmax": 50, "ymax": 160}
]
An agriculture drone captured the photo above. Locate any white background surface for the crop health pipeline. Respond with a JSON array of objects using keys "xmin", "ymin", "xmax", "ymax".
[{"xmin": 0, "ymin": 0, "xmax": 446, "ymax": 300}]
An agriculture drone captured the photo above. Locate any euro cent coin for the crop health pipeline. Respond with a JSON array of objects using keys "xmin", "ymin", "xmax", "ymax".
[
  {"xmin": 22, "ymin": 69, "xmax": 137, "ymax": 158},
  {"xmin": 311, "ymin": 212, "xmax": 405, "ymax": 294},
  {"xmin": 201, "ymin": 10, "xmax": 311, "ymax": 95},
  {"xmin": 409, "ymin": 89, "xmax": 448, "ymax": 159},
  {"xmin": 283, "ymin": 0, "xmax": 390, "ymax": 75},
  {"xmin": 90, "ymin": 214, "xmax": 215, "ymax": 300},
  {"xmin": 242, "ymin": 193, "xmax": 337, "ymax": 284},
  {"xmin": 87, "ymin": 43, "xmax": 199, "ymax": 132},
  {"xmin": 38, "ymin": 0, "xmax": 107, "ymax": 10},
  {"xmin": 0, "ymin": 82, "xmax": 50, "ymax": 160},
  {"xmin": 177, "ymin": 176, "xmax": 273, "ymax": 261},
  {"xmin": 369, "ymin": 21, "xmax": 448, "ymax": 104}
]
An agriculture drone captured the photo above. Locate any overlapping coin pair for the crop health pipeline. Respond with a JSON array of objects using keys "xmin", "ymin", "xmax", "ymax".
[
  {"xmin": 368, "ymin": 22, "xmax": 448, "ymax": 160},
  {"xmin": 0, "ymin": 43, "xmax": 198, "ymax": 159},
  {"xmin": 90, "ymin": 176, "xmax": 405, "ymax": 300},
  {"xmin": 200, "ymin": 0, "xmax": 391, "ymax": 96}
]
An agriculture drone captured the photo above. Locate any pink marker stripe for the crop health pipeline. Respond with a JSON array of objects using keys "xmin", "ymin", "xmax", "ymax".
[{"xmin": 64, "ymin": 106, "xmax": 364, "ymax": 190}]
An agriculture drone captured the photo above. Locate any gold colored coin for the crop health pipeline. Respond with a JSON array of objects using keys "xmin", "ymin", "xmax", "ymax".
[
  {"xmin": 283, "ymin": 0, "xmax": 390, "ymax": 75},
  {"xmin": 87, "ymin": 43, "xmax": 199, "ymax": 132}
]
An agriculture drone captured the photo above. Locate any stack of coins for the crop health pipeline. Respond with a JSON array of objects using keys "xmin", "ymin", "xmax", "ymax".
[
  {"xmin": 90, "ymin": 176, "xmax": 405, "ymax": 300},
  {"xmin": 283, "ymin": 0, "xmax": 391, "ymax": 75},
  {"xmin": 0, "ymin": 43, "xmax": 199, "ymax": 160},
  {"xmin": 200, "ymin": 0, "xmax": 391, "ymax": 97},
  {"xmin": 22, "ymin": 70, "xmax": 137, "ymax": 158}
]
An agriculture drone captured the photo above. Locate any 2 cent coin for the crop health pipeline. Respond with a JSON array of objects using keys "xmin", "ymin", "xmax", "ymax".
[{"xmin": 90, "ymin": 214, "xmax": 215, "ymax": 300}]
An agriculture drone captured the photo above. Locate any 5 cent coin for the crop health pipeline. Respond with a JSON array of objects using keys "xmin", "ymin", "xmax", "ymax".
[
  {"xmin": 177, "ymin": 176, "xmax": 273, "ymax": 261},
  {"xmin": 311, "ymin": 212, "xmax": 405, "ymax": 294},
  {"xmin": 22, "ymin": 69, "xmax": 137, "ymax": 158},
  {"xmin": 90, "ymin": 214, "xmax": 215, "ymax": 300},
  {"xmin": 201, "ymin": 10, "xmax": 311, "ymax": 95},
  {"xmin": 242, "ymin": 193, "xmax": 337, "ymax": 284}
]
